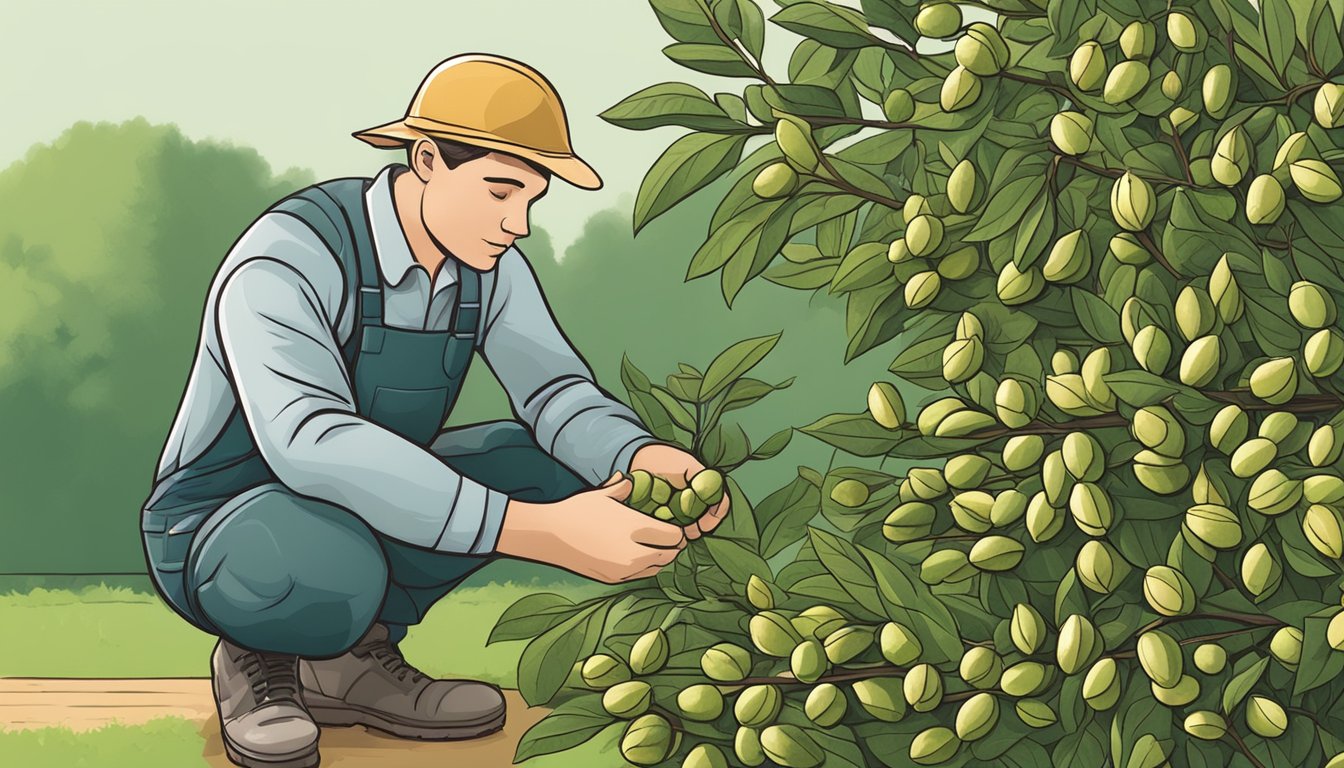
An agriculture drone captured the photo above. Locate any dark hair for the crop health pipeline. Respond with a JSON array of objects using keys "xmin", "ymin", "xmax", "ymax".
[{"xmin": 409, "ymin": 136, "xmax": 552, "ymax": 181}]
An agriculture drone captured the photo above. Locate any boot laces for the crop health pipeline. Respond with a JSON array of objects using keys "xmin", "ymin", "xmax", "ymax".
[
  {"xmin": 239, "ymin": 650, "xmax": 299, "ymax": 702},
  {"xmin": 367, "ymin": 642, "xmax": 429, "ymax": 684}
]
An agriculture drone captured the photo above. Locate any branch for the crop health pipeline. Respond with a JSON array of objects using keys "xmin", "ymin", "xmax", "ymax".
[
  {"xmin": 1136, "ymin": 231, "xmax": 1182, "ymax": 278},
  {"xmin": 697, "ymin": 0, "xmax": 775, "ymax": 87}
]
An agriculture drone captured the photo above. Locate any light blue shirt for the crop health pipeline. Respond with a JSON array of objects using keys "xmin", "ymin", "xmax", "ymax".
[{"xmin": 148, "ymin": 163, "xmax": 664, "ymax": 555}]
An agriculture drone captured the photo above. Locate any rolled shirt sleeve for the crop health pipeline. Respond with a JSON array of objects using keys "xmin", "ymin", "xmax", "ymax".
[
  {"xmin": 480, "ymin": 248, "xmax": 668, "ymax": 485},
  {"xmin": 215, "ymin": 256, "xmax": 509, "ymax": 555}
]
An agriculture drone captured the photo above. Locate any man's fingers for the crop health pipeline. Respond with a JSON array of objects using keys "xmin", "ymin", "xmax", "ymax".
[
  {"xmin": 632, "ymin": 519, "xmax": 688, "ymax": 549},
  {"xmin": 697, "ymin": 495, "xmax": 731, "ymax": 535},
  {"xmin": 631, "ymin": 544, "xmax": 682, "ymax": 572}
]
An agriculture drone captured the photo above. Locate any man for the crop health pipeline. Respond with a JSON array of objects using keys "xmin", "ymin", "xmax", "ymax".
[{"xmin": 139, "ymin": 53, "xmax": 729, "ymax": 768}]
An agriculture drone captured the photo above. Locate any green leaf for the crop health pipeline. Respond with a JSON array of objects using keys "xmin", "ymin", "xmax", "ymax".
[
  {"xmin": 514, "ymin": 696, "xmax": 618, "ymax": 763},
  {"xmin": 517, "ymin": 602, "xmax": 605, "ymax": 707},
  {"xmin": 1261, "ymin": 0, "xmax": 1296, "ymax": 77},
  {"xmin": 634, "ymin": 131, "xmax": 749, "ymax": 236},
  {"xmin": 599, "ymin": 82, "xmax": 744, "ymax": 132},
  {"xmin": 769, "ymin": 1, "xmax": 878, "ymax": 48},
  {"xmin": 649, "ymin": 0, "xmax": 720, "ymax": 44},
  {"xmin": 662, "ymin": 42, "xmax": 761, "ymax": 78},
  {"xmin": 699, "ymin": 332, "xmax": 783, "ymax": 401},
  {"xmin": 830, "ymin": 242, "xmax": 891, "ymax": 294},
  {"xmin": 487, "ymin": 592, "xmax": 579, "ymax": 644},
  {"xmin": 1294, "ymin": 607, "xmax": 1344, "ymax": 696},
  {"xmin": 735, "ymin": 0, "xmax": 766, "ymax": 61},
  {"xmin": 620, "ymin": 353, "xmax": 653, "ymax": 395},
  {"xmin": 630, "ymin": 390, "xmax": 682, "ymax": 442},
  {"xmin": 1106, "ymin": 370, "xmax": 1183, "ymax": 408},
  {"xmin": 1221, "ymin": 653, "xmax": 1268, "ymax": 715},
  {"xmin": 798, "ymin": 412, "xmax": 902, "ymax": 456},
  {"xmin": 763, "ymin": 256, "xmax": 841, "ymax": 289},
  {"xmin": 705, "ymin": 537, "xmax": 772, "ymax": 585},
  {"xmin": 808, "ymin": 527, "xmax": 885, "ymax": 617},
  {"xmin": 758, "ymin": 476, "xmax": 822, "ymax": 559},
  {"xmin": 750, "ymin": 427, "xmax": 794, "ymax": 460},
  {"xmin": 968, "ymin": 175, "xmax": 1048, "ymax": 242},
  {"xmin": 1071, "ymin": 288, "xmax": 1123, "ymax": 344},
  {"xmin": 651, "ymin": 386, "xmax": 698, "ymax": 431}
]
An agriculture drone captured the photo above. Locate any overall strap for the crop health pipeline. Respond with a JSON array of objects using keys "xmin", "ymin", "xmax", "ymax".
[{"xmin": 453, "ymin": 263, "xmax": 482, "ymax": 341}]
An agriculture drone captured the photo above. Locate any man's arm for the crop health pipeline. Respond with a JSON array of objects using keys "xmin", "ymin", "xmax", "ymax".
[
  {"xmin": 479, "ymin": 248, "xmax": 671, "ymax": 485},
  {"xmin": 215, "ymin": 256, "xmax": 509, "ymax": 554}
]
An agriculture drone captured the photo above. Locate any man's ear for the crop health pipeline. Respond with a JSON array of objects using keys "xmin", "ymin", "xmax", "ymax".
[{"xmin": 411, "ymin": 139, "xmax": 435, "ymax": 182}]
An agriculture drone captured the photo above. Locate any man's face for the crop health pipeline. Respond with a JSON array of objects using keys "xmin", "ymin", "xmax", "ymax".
[{"xmin": 419, "ymin": 145, "xmax": 549, "ymax": 271}]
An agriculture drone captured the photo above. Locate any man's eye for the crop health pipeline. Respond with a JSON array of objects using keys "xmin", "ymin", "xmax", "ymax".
[{"xmin": 491, "ymin": 191, "xmax": 507, "ymax": 200}]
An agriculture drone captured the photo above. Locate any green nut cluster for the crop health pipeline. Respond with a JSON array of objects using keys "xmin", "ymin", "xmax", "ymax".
[{"xmin": 626, "ymin": 467, "xmax": 724, "ymax": 525}]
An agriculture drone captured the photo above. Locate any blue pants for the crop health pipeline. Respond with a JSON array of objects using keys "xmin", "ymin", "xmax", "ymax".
[{"xmin": 144, "ymin": 420, "xmax": 588, "ymax": 658}]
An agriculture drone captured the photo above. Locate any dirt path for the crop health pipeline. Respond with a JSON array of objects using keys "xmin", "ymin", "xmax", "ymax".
[{"xmin": 0, "ymin": 677, "xmax": 551, "ymax": 766}]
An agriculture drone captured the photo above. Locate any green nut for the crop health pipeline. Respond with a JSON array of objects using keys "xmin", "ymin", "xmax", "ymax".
[
  {"xmin": 702, "ymin": 643, "xmax": 752, "ymax": 682},
  {"xmin": 882, "ymin": 88, "xmax": 915, "ymax": 123},
  {"xmin": 734, "ymin": 684, "xmax": 781, "ymax": 727},
  {"xmin": 852, "ymin": 678, "xmax": 907, "ymax": 722},
  {"xmin": 880, "ymin": 621, "xmax": 923, "ymax": 666},
  {"xmin": 1251, "ymin": 357, "xmax": 1299, "ymax": 405},
  {"xmin": 1184, "ymin": 711, "xmax": 1228, "ymax": 740},
  {"xmin": 1203, "ymin": 64, "xmax": 1233, "ymax": 119},
  {"xmin": 942, "ymin": 336, "xmax": 984, "ymax": 384},
  {"xmin": 955, "ymin": 692, "xmax": 998, "ymax": 741},
  {"xmin": 582, "ymin": 653, "xmax": 632, "ymax": 689},
  {"xmin": 1143, "ymin": 565, "xmax": 1196, "ymax": 616},
  {"xmin": 1304, "ymin": 473, "xmax": 1344, "ymax": 504},
  {"xmin": 868, "ymin": 382, "xmax": 906, "ymax": 429},
  {"xmin": 774, "ymin": 115, "xmax": 818, "ymax": 173},
  {"xmin": 1329, "ymin": 610, "xmax": 1344, "ymax": 650},
  {"xmin": 804, "ymin": 682, "xmax": 847, "ymax": 727},
  {"xmin": 969, "ymin": 535, "xmax": 1024, "ymax": 571},
  {"xmin": 1180, "ymin": 334, "xmax": 1221, "ymax": 387},
  {"xmin": 684, "ymin": 743, "xmax": 729, "ymax": 768},
  {"xmin": 1306, "ymin": 329, "xmax": 1344, "ymax": 377},
  {"xmin": 947, "ymin": 159, "xmax": 976, "ymax": 213},
  {"xmin": 1270, "ymin": 626, "xmax": 1304, "ymax": 668},
  {"xmin": 1211, "ymin": 127, "xmax": 1250, "ymax": 186},
  {"xmin": 1246, "ymin": 174, "xmax": 1286, "ymax": 224},
  {"xmin": 921, "ymin": 548, "xmax": 977, "ymax": 584},
  {"xmin": 1056, "ymin": 614, "xmax": 1101, "ymax": 676},
  {"xmin": 630, "ymin": 628, "xmax": 669, "ymax": 675},
  {"xmin": 944, "ymin": 455, "xmax": 991, "ymax": 490},
  {"xmin": 691, "ymin": 468, "xmax": 725, "ymax": 506},
  {"xmin": 1002, "ymin": 435, "xmax": 1044, "ymax": 472},
  {"xmin": 1050, "ymin": 112, "xmax": 1093, "ymax": 156},
  {"xmin": 884, "ymin": 502, "xmax": 936, "ymax": 543},
  {"xmin": 916, "ymin": 2, "xmax": 962, "ymax": 37},
  {"xmin": 1110, "ymin": 171, "xmax": 1155, "ymax": 230},
  {"xmin": 1290, "ymin": 281, "xmax": 1338, "ymax": 328},
  {"xmin": 603, "ymin": 680, "xmax": 653, "ymax": 718},
  {"xmin": 938, "ymin": 245, "xmax": 980, "ymax": 280},
  {"xmin": 1137, "ymin": 629, "xmax": 1183, "ymax": 688},
  {"xmin": 1231, "ymin": 437, "xmax": 1277, "ymax": 478},
  {"xmin": 1015, "ymin": 700, "xmax": 1057, "ymax": 728},
  {"xmin": 752, "ymin": 162, "xmax": 798, "ymax": 199},
  {"xmin": 1104, "ymin": 60, "xmax": 1150, "ymax": 104},
  {"xmin": 1133, "ymin": 325, "xmax": 1172, "ymax": 374},
  {"xmin": 1185, "ymin": 504, "xmax": 1243, "ymax": 549},
  {"xmin": 960, "ymin": 646, "xmax": 1003, "ymax": 689},
  {"xmin": 1042, "ymin": 228, "xmax": 1091, "ymax": 283},
  {"xmin": 1077, "ymin": 539, "xmax": 1129, "ymax": 594},
  {"xmin": 735, "ymin": 726, "xmax": 765, "ymax": 767},
  {"xmin": 1304, "ymin": 504, "xmax": 1344, "ymax": 558},
  {"xmin": 1070, "ymin": 40, "xmax": 1106, "ymax": 91},
  {"xmin": 1133, "ymin": 406, "xmax": 1185, "ymax": 457},
  {"xmin": 750, "ymin": 611, "xmax": 802, "ymax": 658},
  {"xmin": 1132, "ymin": 450, "xmax": 1191, "ymax": 495},
  {"xmin": 790, "ymin": 638, "xmax": 828, "ymax": 684},
  {"xmin": 990, "ymin": 489, "xmax": 1029, "ymax": 527},
  {"xmin": 910, "ymin": 726, "xmax": 959, "ymax": 765},
  {"xmin": 1194, "ymin": 643, "xmax": 1227, "ymax": 675},
  {"xmin": 1291, "ymin": 159, "xmax": 1343, "ymax": 203},
  {"xmin": 1069, "ymin": 482, "xmax": 1114, "ymax": 537},
  {"xmin": 1275, "ymin": 132, "xmax": 1312, "ymax": 169},
  {"xmin": 887, "ymin": 238, "xmax": 911, "ymax": 264},
  {"xmin": 903, "ymin": 194, "xmax": 931, "ymax": 224},
  {"xmin": 1315, "ymin": 82, "xmax": 1344, "ymax": 128},
  {"xmin": 678, "ymin": 684, "xmax": 725, "ymax": 722},
  {"xmin": 1176, "ymin": 285, "xmax": 1216, "ymax": 342},
  {"xmin": 904, "ymin": 663, "xmax": 944, "ymax": 712},
  {"xmin": 1000, "ymin": 661, "xmax": 1049, "ymax": 697},
  {"xmin": 1110, "ymin": 233, "xmax": 1148, "ymax": 265},
  {"xmin": 1168, "ymin": 12, "xmax": 1204, "ymax": 51},
  {"xmin": 1119, "ymin": 20, "xmax": 1155, "ymax": 59},
  {"xmin": 1246, "ymin": 696, "xmax": 1288, "ymax": 738},
  {"xmin": 940, "ymin": 66, "xmax": 982, "ymax": 112},
  {"xmin": 747, "ymin": 575, "xmax": 777, "ymax": 611},
  {"xmin": 1312, "ymin": 424, "xmax": 1344, "ymax": 468},
  {"xmin": 1082, "ymin": 658, "xmax": 1120, "ymax": 710},
  {"xmin": 951, "ymin": 490, "xmax": 994, "ymax": 533},
  {"xmin": 905, "ymin": 270, "xmax": 942, "ymax": 309},
  {"xmin": 792, "ymin": 605, "xmax": 847, "ymax": 640},
  {"xmin": 1010, "ymin": 603, "xmax": 1047, "ymax": 655},
  {"xmin": 995, "ymin": 378, "xmax": 1039, "ymax": 429},
  {"xmin": 997, "ymin": 262, "xmax": 1044, "ymax": 305},
  {"xmin": 823, "ymin": 624, "xmax": 875, "ymax": 664},
  {"xmin": 1210, "ymin": 254, "xmax": 1244, "ymax": 322},
  {"xmin": 907, "ymin": 467, "xmax": 948, "ymax": 499},
  {"xmin": 1210, "ymin": 404, "xmax": 1249, "ymax": 454},
  {"xmin": 629, "ymin": 469, "xmax": 653, "ymax": 508},
  {"xmin": 1026, "ymin": 492, "xmax": 1064, "ymax": 543},
  {"xmin": 620, "ymin": 713, "xmax": 677, "ymax": 766},
  {"xmin": 830, "ymin": 478, "xmax": 870, "ymax": 508},
  {"xmin": 1248, "ymin": 469, "xmax": 1302, "ymax": 516},
  {"xmin": 954, "ymin": 22, "xmax": 1008, "ymax": 76},
  {"xmin": 1152, "ymin": 674, "xmax": 1200, "ymax": 707},
  {"xmin": 1241, "ymin": 542, "xmax": 1283, "ymax": 599},
  {"xmin": 906, "ymin": 214, "xmax": 944, "ymax": 257},
  {"xmin": 1062, "ymin": 431, "xmax": 1104, "ymax": 481},
  {"xmin": 1130, "ymin": 735, "xmax": 1170, "ymax": 768}
]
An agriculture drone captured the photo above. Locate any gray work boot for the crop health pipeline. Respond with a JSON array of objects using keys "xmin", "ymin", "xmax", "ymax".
[
  {"xmin": 211, "ymin": 638, "xmax": 320, "ymax": 768},
  {"xmin": 298, "ymin": 622, "xmax": 506, "ymax": 740}
]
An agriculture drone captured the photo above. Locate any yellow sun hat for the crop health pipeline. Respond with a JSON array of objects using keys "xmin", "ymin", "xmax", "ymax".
[{"xmin": 353, "ymin": 53, "xmax": 602, "ymax": 190}]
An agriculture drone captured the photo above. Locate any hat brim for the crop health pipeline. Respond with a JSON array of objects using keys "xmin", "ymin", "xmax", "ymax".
[{"xmin": 352, "ymin": 120, "xmax": 603, "ymax": 190}]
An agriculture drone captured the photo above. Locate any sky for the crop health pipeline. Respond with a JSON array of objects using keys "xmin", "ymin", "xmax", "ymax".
[{"xmin": 0, "ymin": 0, "xmax": 817, "ymax": 258}]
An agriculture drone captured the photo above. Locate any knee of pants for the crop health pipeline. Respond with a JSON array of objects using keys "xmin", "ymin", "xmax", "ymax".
[{"xmin": 189, "ymin": 486, "xmax": 389, "ymax": 658}]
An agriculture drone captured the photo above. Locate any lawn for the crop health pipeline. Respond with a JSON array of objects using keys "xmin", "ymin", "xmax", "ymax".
[{"xmin": 0, "ymin": 577, "xmax": 623, "ymax": 766}]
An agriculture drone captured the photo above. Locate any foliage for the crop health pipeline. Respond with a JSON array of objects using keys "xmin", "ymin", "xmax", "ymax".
[{"xmin": 496, "ymin": 0, "xmax": 1344, "ymax": 766}]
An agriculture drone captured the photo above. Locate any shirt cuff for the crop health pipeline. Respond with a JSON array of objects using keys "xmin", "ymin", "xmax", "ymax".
[
  {"xmin": 434, "ymin": 475, "xmax": 511, "ymax": 556},
  {"xmin": 610, "ymin": 433, "xmax": 674, "ymax": 480}
]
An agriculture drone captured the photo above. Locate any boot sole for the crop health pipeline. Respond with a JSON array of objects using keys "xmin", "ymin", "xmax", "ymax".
[
  {"xmin": 222, "ymin": 737, "xmax": 320, "ymax": 768},
  {"xmin": 304, "ymin": 697, "xmax": 506, "ymax": 741}
]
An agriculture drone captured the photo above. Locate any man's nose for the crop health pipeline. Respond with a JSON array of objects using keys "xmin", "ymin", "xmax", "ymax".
[{"xmin": 502, "ymin": 212, "xmax": 529, "ymax": 239}]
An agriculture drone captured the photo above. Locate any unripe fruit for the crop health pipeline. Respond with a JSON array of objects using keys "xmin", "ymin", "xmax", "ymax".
[
  {"xmin": 1062, "ymin": 431, "xmax": 1104, "ymax": 481},
  {"xmin": 760, "ymin": 724, "xmax": 824, "ymax": 768},
  {"xmin": 1010, "ymin": 603, "xmax": 1046, "ymax": 655},
  {"xmin": 1209, "ymin": 405, "xmax": 1248, "ymax": 454},
  {"xmin": 1291, "ymin": 159, "xmax": 1343, "ymax": 203},
  {"xmin": 684, "ymin": 744, "xmax": 729, "ymax": 768},
  {"xmin": 791, "ymin": 639, "xmax": 828, "ymax": 684},
  {"xmin": 1231, "ymin": 437, "xmax": 1277, "ymax": 478},
  {"xmin": 907, "ymin": 467, "xmax": 948, "ymax": 498},
  {"xmin": 1179, "ymin": 334, "xmax": 1221, "ymax": 387},
  {"xmin": 1152, "ymin": 674, "xmax": 1200, "ymax": 707},
  {"xmin": 1275, "ymin": 132, "xmax": 1312, "ymax": 169},
  {"xmin": 1016, "ymin": 700, "xmax": 1057, "ymax": 728},
  {"xmin": 1304, "ymin": 504, "xmax": 1344, "ymax": 558},
  {"xmin": 792, "ymin": 604, "xmax": 846, "ymax": 640},
  {"xmin": 1050, "ymin": 112, "xmax": 1093, "ymax": 156},
  {"xmin": 1077, "ymin": 539, "xmax": 1129, "ymax": 593},
  {"xmin": 747, "ymin": 575, "xmax": 776, "ymax": 611},
  {"xmin": 903, "ymin": 194, "xmax": 931, "ymax": 224},
  {"xmin": 1246, "ymin": 174, "xmax": 1286, "ymax": 224},
  {"xmin": 1167, "ymin": 12, "xmax": 1204, "ymax": 52},
  {"xmin": 960, "ymin": 646, "xmax": 1002, "ymax": 689},
  {"xmin": 954, "ymin": 22, "xmax": 1009, "ymax": 76},
  {"xmin": 621, "ymin": 713, "xmax": 677, "ymax": 766},
  {"xmin": 852, "ymin": 678, "xmax": 907, "ymax": 722},
  {"xmin": 1137, "ymin": 629, "xmax": 1183, "ymax": 687},
  {"xmin": 1185, "ymin": 504, "xmax": 1243, "ymax": 549},
  {"xmin": 887, "ymin": 238, "xmax": 910, "ymax": 263},
  {"xmin": 750, "ymin": 612, "xmax": 802, "ymax": 657},
  {"xmin": 945, "ymin": 455, "xmax": 991, "ymax": 490},
  {"xmin": 970, "ymin": 536, "xmax": 1024, "ymax": 571},
  {"xmin": 1315, "ymin": 83, "xmax": 1344, "ymax": 129},
  {"xmin": 830, "ymin": 478, "xmax": 869, "ymax": 508},
  {"xmin": 938, "ymin": 245, "xmax": 979, "ymax": 280},
  {"xmin": 1111, "ymin": 171, "xmax": 1155, "ymax": 230},
  {"xmin": 1070, "ymin": 41, "xmax": 1105, "ymax": 91},
  {"xmin": 942, "ymin": 336, "xmax": 983, "ymax": 383},
  {"xmin": 951, "ymin": 490, "xmax": 994, "ymax": 533},
  {"xmin": 824, "ymin": 625, "xmax": 874, "ymax": 664},
  {"xmin": 1119, "ymin": 20, "xmax": 1155, "ymax": 59},
  {"xmin": 1143, "ymin": 565, "xmax": 1196, "ymax": 616},
  {"xmin": 1203, "ymin": 65, "xmax": 1233, "ymax": 119},
  {"xmin": 1193, "ymin": 643, "xmax": 1227, "ymax": 675},
  {"xmin": 1170, "ymin": 106, "xmax": 1199, "ymax": 133},
  {"xmin": 923, "ymin": 549, "xmax": 976, "ymax": 584},
  {"xmin": 1003, "ymin": 435, "xmax": 1044, "ymax": 471},
  {"xmin": 884, "ymin": 502, "xmax": 936, "ymax": 543},
  {"xmin": 1185, "ymin": 711, "xmax": 1228, "ymax": 740},
  {"xmin": 1329, "ymin": 610, "xmax": 1344, "ymax": 650},
  {"xmin": 910, "ymin": 726, "xmax": 959, "ymax": 765},
  {"xmin": 1312, "ymin": 424, "xmax": 1344, "ymax": 466},
  {"xmin": 1211, "ymin": 126, "xmax": 1250, "ymax": 186},
  {"xmin": 753, "ymin": 162, "xmax": 798, "ymax": 198},
  {"xmin": 946, "ymin": 159, "xmax": 976, "ymax": 213},
  {"xmin": 774, "ymin": 115, "xmax": 818, "ymax": 173},
  {"xmin": 1210, "ymin": 254, "xmax": 1244, "ymax": 322},
  {"xmin": 1042, "ymin": 228, "xmax": 1090, "ymax": 282},
  {"xmin": 678, "ymin": 684, "xmax": 725, "ymax": 722},
  {"xmin": 804, "ymin": 683, "xmax": 847, "ymax": 727},
  {"xmin": 1052, "ymin": 348, "xmax": 1079, "ymax": 375},
  {"xmin": 1307, "ymin": 330, "xmax": 1344, "ymax": 377},
  {"xmin": 1104, "ymin": 60, "xmax": 1150, "ymax": 104},
  {"xmin": 1133, "ymin": 325, "xmax": 1172, "ymax": 373},
  {"xmin": 997, "ymin": 262, "xmax": 1044, "ymax": 305},
  {"xmin": 916, "ymin": 3, "xmax": 962, "ymax": 38},
  {"xmin": 1304, "ymin": 473, "xmax": 1344, "ymax": 504},
  {"xmin": 955, "ymin": 692, "xmax": 998, "ymax": 741},
  {"xmin": 1056, "ymin": 614, "xmax": 1101, "ymax": 675},
  {"xmin": 1246, "ymin": 696, "xmax": 1288, "ymax": 738},
  {"xmin": 1259, "ymin": 411, "xmax": 1297, "ymax": 443},
  {"xmin": 868, "ymin": 382, "xmax": 905, "ymax": 429},
  {"xmin": 880, "ymin": 621, "xmax": 922, "ymax": 666},
  {"xmin": 1161, "ymin": 70, "xmax": 1182, "ymax": 99},
  {"xmin": 1290, "ymin": 281, "xmax": 1338, "ymax": 328},
  {"xmin": 630, "ymin": 629, "xmax": 668, "ymax": 675},
  {"xmin": 995, "ymin": 378, "xmax": 1038, "ymax": 428},
  {"xmin": 702, "ymin": 643, "xmax": 752, "ymax": 681},
  {"xmin": 906, "ymin": 214, "xmax": 944, "ymax": 257},
  {"xmin": 1026, "ymin": 493, "xmax": 1064, "ymax": 543},
  {"xmin": 734, "ymin": 684, "xmax": 781, "ymax": 727},
  {"xmin": 604, "ymin": 680, "xmax": 653, "ymax": 718},
  {"xmin": 940, "ymin": 66, "xmax": 982, "ymax": 112},
  {"xmin": 1270, "ymin": 626, "xmax": 1304, "ymax": 668},
  {"xmin": 735, "ymin": 726, "xmax": 765, "ymax": 767},
  {"xmin": 1083, "ymin": 658, "xmax": 1120, "ymax": 710},
  {"xmin": 1133, "ymin": 406, "xmax": 1184, "ymax": 456},
  {"xmin": 582, "ymin": 653, "xmax": 631, "ymax": 689},
  {"xmin": 1241, "ymin": 542, "xmax": 1283, "ymax": 598},
  {"xmin": 1070, "ymin": 482, "xmax": 1113, "ymax": 536},
  {"xmin": 883, "ymin": 88, "xmax": 915, "ymax": 123},
  {"xmin": 691, "ymin": 468, "xmax": 724, "ymax": 506},
  {"xmin": 1132, "ymin": 450, "xmax": 1191, "ymax": 495},
  {"xmin": 1000, "ymin": 661, "xmax": 1049, "ymax": 697},
  {"xmin": 1248, "ymin": 469, "xmax": 1302, "ymax": 515},
  {"xmin": 905, "ymin": 270, "xmax": 942, "ymax": 309},
  {"xmin": 904, "ymin": 663, "xmax": 943, "ymax": 712},
  {"xmin": 990, "ymin": 489, "xmax": 1028, "ymax": 527}
]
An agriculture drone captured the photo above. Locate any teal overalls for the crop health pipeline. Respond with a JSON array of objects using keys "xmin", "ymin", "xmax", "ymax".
[{"xmin": 140, "ymin": 177, "xmax": 589, "ymax": 657}]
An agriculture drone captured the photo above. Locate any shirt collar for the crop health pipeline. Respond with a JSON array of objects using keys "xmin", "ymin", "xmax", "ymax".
[{"xmin": 364, "ymin": 162, "xmax": 458, "ymax": 290}]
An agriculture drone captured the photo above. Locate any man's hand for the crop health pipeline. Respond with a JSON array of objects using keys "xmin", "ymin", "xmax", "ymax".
[
  {"xmin": 629, "ymin": 443, "xmax": 731, "ymax": 541},
  {"xmin": 495, "ymin": 472, "xmax": 688, "ymax": 584}
]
